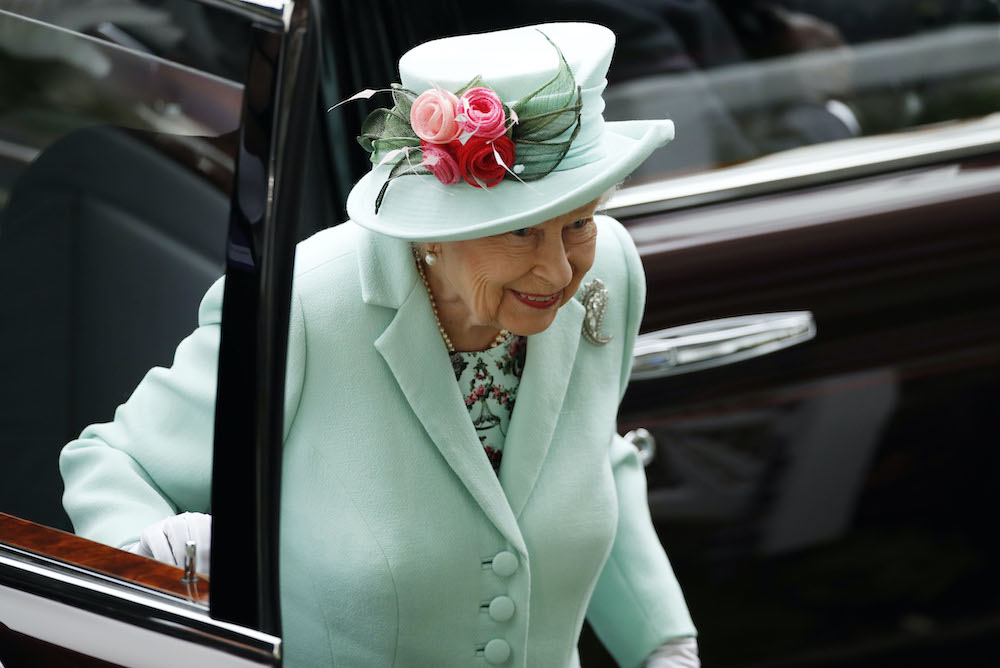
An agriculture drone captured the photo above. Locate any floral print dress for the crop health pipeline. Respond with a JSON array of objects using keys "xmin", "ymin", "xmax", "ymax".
[{"xmin": 450, "ymin": 335, "xmax": 527, "ymax": 475}]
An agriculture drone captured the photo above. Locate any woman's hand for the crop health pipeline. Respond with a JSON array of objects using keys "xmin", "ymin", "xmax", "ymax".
[
  {"xmin": 644, "ymin": 636, "xmax": 700, "ymax": 668},
  {"xmin": 124, "ymin": 512, "xmax": 212, "ymax": 576}
]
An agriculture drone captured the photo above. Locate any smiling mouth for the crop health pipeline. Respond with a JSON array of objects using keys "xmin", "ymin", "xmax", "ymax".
[{"xmin": 512, "ymin": 290, "xmax": 562, "ymax": 309}]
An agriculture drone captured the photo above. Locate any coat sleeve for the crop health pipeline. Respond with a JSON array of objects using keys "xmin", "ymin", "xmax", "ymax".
[
  {"xmin": 585, "ymin": 219, "xmax": 697, "ymax": 668},
  {"xmin": 59, "ymin": 277, "xmax": 306, "ymax": 549}
]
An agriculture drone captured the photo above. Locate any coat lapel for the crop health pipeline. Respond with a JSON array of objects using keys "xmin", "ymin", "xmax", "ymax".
[
  {"xmin": 359, "ymin": 227, "xmax": 526, "ymax": 555},
  {"xmin": 499, "ymin": 297, "xmax": 585, "ymax": 518}
]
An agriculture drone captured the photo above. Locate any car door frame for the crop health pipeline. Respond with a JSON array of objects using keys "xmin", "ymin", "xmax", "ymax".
[{"xmin": 0, "ymin": 0, "xmax": 317, "ymax": 663}]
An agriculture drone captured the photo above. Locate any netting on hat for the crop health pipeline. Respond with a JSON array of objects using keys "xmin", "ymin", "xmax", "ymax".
[
  {"xmin": 358, "ymin": 86, "xmax": 421, "ymax": 166},
  {"xmin": 510, "ymin": 32, "xmax": 583, "ymax": 181}
]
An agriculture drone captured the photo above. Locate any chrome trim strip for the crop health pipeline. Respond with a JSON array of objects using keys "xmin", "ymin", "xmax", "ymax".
[
  {"xmin": 608, "ymin": 115, "xmax": 1000, "ymax": 218},
  {"xmin": 625, "ymin": 164, "xmax": 1000, "ymax": 252},
  {"xmin": 193, "ymin": 0, "xmax": 288, "ymax": 28},
  {"xmin": 0, "ymin": 137, "xmax": 40, "ymax": 165},
  {"xmin": 0, "ymin": 583, "xmax": 269, "ymax": 667},
  {"xmin": 631, "ymin": 312, "xmax": 816, "ymax": 380},
  {"xmin": 0, "ymin": 544, "xmax": 280, "ymax": 662},
  {"xmin": 0, "ymin": 542, "xmax": 208, "ymax": 611}
]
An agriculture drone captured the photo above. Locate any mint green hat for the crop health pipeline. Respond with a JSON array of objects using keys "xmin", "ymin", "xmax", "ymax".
[{"xmin": 345, "ymin": 22, "xmax": 674, "ymax": 241}]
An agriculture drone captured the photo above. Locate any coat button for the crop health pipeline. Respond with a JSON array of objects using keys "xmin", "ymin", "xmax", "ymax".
[
  {"xmin": 484, "ymin": 638, "xmax": 511, "ymax": 664},
  {"xmin": 488, "ymin": 596, "xmax": 515, "ymax": 622},
  {"xmin": 491, "ymin": 551, "xmax": 517, "ymax": 577}
]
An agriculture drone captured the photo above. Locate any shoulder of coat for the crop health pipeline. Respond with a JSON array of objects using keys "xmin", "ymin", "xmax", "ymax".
[
  {"xmin": 586, "ymin": 214, "xmax": 638, "ymax": 292},
  {"xmin": 292, "ymin": 221, "xmax": 359, "ymax": 281}
]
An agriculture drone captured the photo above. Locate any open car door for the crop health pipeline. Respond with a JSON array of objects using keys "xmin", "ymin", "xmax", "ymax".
[{"xmin": 0, "ymin": 0, "xmax": 316, "ymax": 664}]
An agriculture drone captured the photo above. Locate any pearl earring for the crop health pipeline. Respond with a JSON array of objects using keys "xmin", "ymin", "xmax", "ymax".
[{"xmin": 424, "ymin": 250, "xmax": 438, "ymax": 266}]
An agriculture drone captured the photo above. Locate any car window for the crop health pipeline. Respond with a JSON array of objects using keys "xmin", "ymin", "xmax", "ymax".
[
  {"xmin": 2, "ymin": 0, "xmax": 250, "ymax": 81},
  {"xmin": 318, "ymin": 1, "xmax": 1000, "ymax": 214},
  {"xmin": 595, "ymin": 0, "xmax": 1000, "ymax": 184},
  {"xmin": 0, "ymin": 2, "xmax": 241, "ymax": 570}
]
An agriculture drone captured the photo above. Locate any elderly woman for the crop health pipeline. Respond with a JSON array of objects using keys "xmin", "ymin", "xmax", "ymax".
[{"xmin": 60, "ymin": 22, "xmax": 697, "ymax": 668}]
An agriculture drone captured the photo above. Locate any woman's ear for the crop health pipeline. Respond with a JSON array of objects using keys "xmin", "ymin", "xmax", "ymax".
[
  {"xmin": 412, "ymin": 241, "xmax": 439, "ymax": 255},
  {"xmin": 414, "ymin": 241, "xmax": 442, "ymax": 267}
]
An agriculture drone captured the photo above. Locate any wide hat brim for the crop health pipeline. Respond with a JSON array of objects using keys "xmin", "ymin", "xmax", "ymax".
[{"xmin": 346, "ymin": 119, "xmax": 674, "ymax": 241}]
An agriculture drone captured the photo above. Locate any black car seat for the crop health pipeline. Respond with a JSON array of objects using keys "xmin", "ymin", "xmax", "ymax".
[{"xmin": 0, "ymin": 125, "xmax": 229, "ymax": 530}]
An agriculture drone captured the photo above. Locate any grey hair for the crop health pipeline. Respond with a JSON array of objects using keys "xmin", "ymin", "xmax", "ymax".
[{"xmin": 595, "ymin": 183, "xmax": 622, "ymax": 213}]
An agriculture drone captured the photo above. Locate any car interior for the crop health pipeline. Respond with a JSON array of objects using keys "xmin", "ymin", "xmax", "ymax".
[{"xmin": 0, "ymin": 125, "xmax": 230, "ymax": 530}]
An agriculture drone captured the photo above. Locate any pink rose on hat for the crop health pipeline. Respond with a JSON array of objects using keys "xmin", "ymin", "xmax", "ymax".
[
  {"xmin": 457, "ymin": 87, "xmax": 507, "ymax": 140},
  {"xmin": 420, "ymin": 142, "xmax": 461, "ymax": 185},
  {"xmin": 410, "ymin": 87, "xmax": 463, "ymax": 144}
]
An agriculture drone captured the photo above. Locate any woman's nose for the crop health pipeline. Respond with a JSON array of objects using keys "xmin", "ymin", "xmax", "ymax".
[{"xmin": 533, "ymin": 234, "xmax": 573, "ymax": 289}]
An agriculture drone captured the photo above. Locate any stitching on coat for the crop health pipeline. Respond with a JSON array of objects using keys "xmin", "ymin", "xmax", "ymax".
[{"xmin": 312, "ymin": 446, "xmax": 401, "ymax": 666}]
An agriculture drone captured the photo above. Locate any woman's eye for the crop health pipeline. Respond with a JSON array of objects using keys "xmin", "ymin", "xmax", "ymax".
[
  {"xmin": 569, "ymin": 218, "xmax": 592, "ymax": 230},
  {"xmin": 510, "ymin": 228, "xmax": 531, "ymax": 237}
]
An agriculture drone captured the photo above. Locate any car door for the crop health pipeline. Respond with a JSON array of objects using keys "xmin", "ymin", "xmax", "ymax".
[
  {"xmin": 0, "ymin": 0, "xmax": 315, "ymax": 663},
  {"xmin": 602, "ymin": 5, "xmax": 1000, "ymax": 666},
  {"xmin": 313, "ymin": 2, "xmax": 1000, "ymax": 666}
]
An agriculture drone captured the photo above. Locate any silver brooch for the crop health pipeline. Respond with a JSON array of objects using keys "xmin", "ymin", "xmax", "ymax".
[{"xmin": 581, "ymin": 279, "xmax": 612, "ymax": 346}]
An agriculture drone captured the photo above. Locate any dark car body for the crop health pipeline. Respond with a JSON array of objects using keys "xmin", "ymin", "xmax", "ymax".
[{"xmin": 1, "ymin": 1, "xmax": 998, "ymax": 666}]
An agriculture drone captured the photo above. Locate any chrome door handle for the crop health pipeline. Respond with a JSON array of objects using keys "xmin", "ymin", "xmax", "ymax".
[
  {"xmin": 631, "ymin": 311, "xmax": 816, "ymax": 380},
  {"xmin": 182, "ymin": 540, "xmax": 199, "ymax": 583}
]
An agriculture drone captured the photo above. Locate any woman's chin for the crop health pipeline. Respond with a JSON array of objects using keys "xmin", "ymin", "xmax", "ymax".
[{"xmin": 501, "ymin": 309, "xmax": 560, "ymax": 337}]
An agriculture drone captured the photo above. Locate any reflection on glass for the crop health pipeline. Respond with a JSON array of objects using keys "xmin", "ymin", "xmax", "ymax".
[
  {"xmin": 0, "ymin": 7, "xmax": 241, "ymax": 551},
  {"xmin": 594, "ymin": 1, "xmax": 1000, "ymax": 183},
  {"xmin": 636, "ymin": 363, "xmax": 1000, "ymax": 666},
  {"xmin": 0, "ymin": 0, "xmax": 250, "ymax": 80},
  {"xmin": 391, "ymin": 2, "xmax": 999, "ymax": 185}
]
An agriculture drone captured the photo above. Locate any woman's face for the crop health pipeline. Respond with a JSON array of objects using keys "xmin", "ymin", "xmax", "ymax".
[{"xmin": 426, "ymin": 199, "xmax": 600, "ymax": 339}]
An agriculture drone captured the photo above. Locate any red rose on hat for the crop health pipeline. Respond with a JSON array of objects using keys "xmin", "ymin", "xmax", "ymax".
[{"xmin": 455, "ymin": 135, "xmax": 515, "ymax": 188}]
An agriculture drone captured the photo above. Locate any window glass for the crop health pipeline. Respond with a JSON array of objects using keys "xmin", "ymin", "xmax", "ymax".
[
  {"xmin": 0, "ymin": 3, "xmax": 242, "ymax": 556},
  {"xmin": 321, "ymin": 1, "xmax": 1000, "ymax": 199},
  {"xmin": 1, "ymin": 0, "xmax": 250, "ymax": 81},
  {"xmin": 593, "ymin": 0, "xmax": 1000, "ymax": 184}
]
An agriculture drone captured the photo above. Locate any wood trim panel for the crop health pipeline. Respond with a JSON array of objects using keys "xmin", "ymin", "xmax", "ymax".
[{"xmin": 0, "ymin": 513, "xmax": 208, "ymax": 605}]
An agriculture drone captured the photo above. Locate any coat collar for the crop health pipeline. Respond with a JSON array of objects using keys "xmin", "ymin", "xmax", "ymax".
[
  {"xmin": 499, "ymin": 299, "xmax": 584, "ymax": 518},
  {"xmin": 361, "ymin": 227, "xmax": 525, "ymax": 554},
  {"xmin": 359, "ymin": 225, "xmax": 585, "ymax": 554},
  {"xmin": 355, "ymin": 225, "xmax": 415, "ymax": 309}
]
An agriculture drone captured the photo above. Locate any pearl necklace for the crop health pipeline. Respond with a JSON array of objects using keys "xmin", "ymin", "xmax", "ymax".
[{"xmin": 415, "ymin": 257, "xmax": 509, "ymax": 353}]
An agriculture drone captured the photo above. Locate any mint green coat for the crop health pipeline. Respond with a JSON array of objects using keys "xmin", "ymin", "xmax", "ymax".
[{"xmin": 60, "ymin": 216, "xmax": 695, "ymax": 667}]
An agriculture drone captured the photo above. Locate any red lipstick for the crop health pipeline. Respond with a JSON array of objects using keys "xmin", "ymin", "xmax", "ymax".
[{"xmin": 512, "ymin": 290, "xmax": 561, "ymax": 309}]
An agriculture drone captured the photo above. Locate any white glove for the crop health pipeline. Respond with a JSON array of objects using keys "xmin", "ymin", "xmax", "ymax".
[
  {"xmin": 644, "ymin": 636, "xmax": 700, "ymax": 668},
  {"xmin": 124, "ymin": 512, "xmax": 212, "ymax": 576}
]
